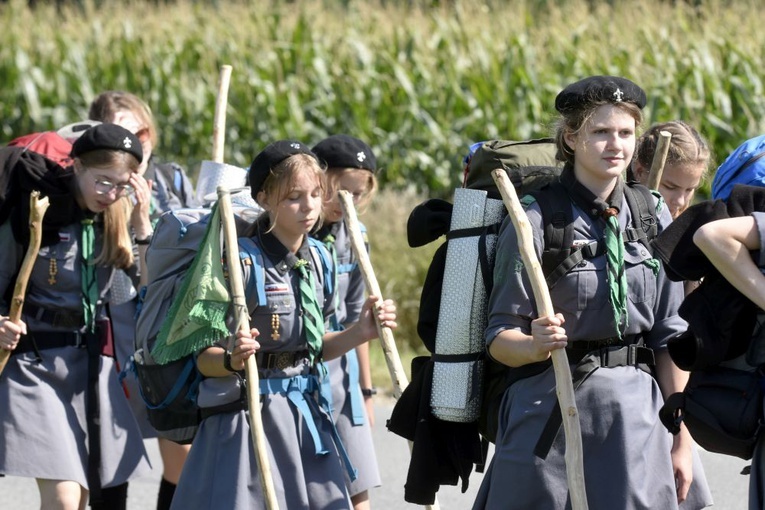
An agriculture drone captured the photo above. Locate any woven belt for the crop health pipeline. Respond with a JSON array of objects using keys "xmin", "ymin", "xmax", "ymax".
[
  {"xmin": 24, "ymin": 303, "xmax": 83, "ymax": 329},
  {"xmin": 257, "ymin": 350, "xmax": 309, "ymax": 370},
  {"xmin": 13, "ymin": 331, "xmax": 84, "ymax": 355}
]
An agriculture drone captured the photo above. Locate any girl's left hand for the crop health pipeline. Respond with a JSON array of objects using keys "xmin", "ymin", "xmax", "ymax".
[
  {"xmin": 671, "ymin": 428, "xmax": 693, "ymax": 504},
  {"xmin": 129, "ymin": 175, "xmax": 153, "ymax": 238},
  {"xmin": 359, "ymin": 295, "xmax": 397, "ymax": 341}
]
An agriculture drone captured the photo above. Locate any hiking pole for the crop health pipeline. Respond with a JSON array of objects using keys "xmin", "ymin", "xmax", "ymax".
[
  {"xmin": 0, "ymin": 191, "xmax": 50, "ymax": 376},
  {"xmin": 491, "ymin": 170, "xmax": 589, "ymax": 510},
  {"xmin": 218, "ymin": 187, "xmax": 280, "ymax": 510},
  {"xmin": 212, "ymin": 65, "xmax": 232, "ymax": 164},
  {"xmin": 338, "ymin": 190, "xmax": 440, "ymax": 510},
  {"xmin": 647, "ymin": 130, "xmax": 672, "ymax": 191},
  {"xmin": 337, "ymin": 190, "xmax": 409, "ymax": 397}
]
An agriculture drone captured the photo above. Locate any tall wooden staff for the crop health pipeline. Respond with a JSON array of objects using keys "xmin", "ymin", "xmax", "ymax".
[
  {"xmin": 218, "ymin": 187, "xmax": 279, "ymax": 510},
  {"xmin": 338, "ymin": 191, "xmax": 440, "ymax": 510},
  {"xmin": 0, "ymin": 191, "xmax": 50, "ymax": 376},
  {"xmin": 647, "ymin": 130, "xmax": 672, "ymax": 191},
  {"xmin": 210, "ymin": 64, "xmax": 278, "ymax": 509},
  {"xmin": 491, "ymin": 170, "xmax": 589, "ymax": 510}
]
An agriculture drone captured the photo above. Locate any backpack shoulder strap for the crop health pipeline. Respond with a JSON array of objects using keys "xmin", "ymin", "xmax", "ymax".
[
  {"xmin": 623, "ymin": 182, "xmax": 659, "ymax": 251},
  {"xmin": 237, "ymin": 237, "xmax": 266, "ymax": 307},
  {"xmin": 307, "ymin": 236, "xmax": 335, "ymax": 300},
  {"xmin": 528, "ymin": 182, "xmax": 577, "ymax": 288}
]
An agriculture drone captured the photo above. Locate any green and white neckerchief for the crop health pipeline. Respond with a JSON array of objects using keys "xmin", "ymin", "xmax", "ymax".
[
  {"xmin": 294, "ymin": 258, "xmax": 325, "ymax": 364},
  {"xmin": 81, "ymin": 217, "xmax": 98, "ymax": 333}
]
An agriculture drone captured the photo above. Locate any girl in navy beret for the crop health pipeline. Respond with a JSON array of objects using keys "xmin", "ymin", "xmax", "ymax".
[
  {"xmin": 473, "ymin": 76, "xmax": 712, "ymax": 509},
  {"xmin": 312, "ymin": 134, "xmax": 381, "ymax": 510},
  {"xmin": 0, "ymin": 123, "xmax": 153, "ymax": 510},
  {"xmin": 171, "ymin": 140, "xmax": 396, "ymax": 510}
]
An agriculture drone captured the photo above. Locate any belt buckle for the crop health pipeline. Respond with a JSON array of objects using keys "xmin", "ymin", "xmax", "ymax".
[
  {"xmin": 273, "ymin": 351, "xmax": 293, "ymax": 370},
  {"xmin": 53, "ymin": 312, "xmax": 81, "ymax": 329}
]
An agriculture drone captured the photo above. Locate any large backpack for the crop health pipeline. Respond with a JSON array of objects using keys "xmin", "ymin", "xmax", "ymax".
[
  {"xmin": 418, "ymin": 138, "xmax": 659, "ymax": 444},
  {"xmin": 128, "ymin": 208, "xmax": 334, "ymax": 444},
  {"xmin": 711, "ymin": 134, "xmax": 765, "ymax": 201}
]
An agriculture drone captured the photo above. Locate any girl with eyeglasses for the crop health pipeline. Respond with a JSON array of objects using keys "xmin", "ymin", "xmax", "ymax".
[{"xmin": 0, "ymin": 123, "xmax": 153, "ymax": 510}]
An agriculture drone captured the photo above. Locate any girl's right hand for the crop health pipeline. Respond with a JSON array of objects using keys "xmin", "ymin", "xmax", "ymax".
[
  {"xmin": 529, "ymin": 313, "xmax": 567, "ymax": 360},
  {"xmin": 230, "ymin": 328, "xmax": 261, "ymax": 371},
  {"xmin": 0, "ymin": 316, "xmax": 27, "ymax": 351}
]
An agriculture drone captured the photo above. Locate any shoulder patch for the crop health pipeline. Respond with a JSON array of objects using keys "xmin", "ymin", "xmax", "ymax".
[{"xmin": 520, "ymin": 194, "xmax": 537, "ymax": 208}]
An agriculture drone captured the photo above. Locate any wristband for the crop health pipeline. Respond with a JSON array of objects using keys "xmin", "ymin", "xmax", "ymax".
[
  {"xmin": 135, "ymin": 234, "xmax": 153, "ymax": 245},
  {"xmin": 223, "ymin": 350, "xmax": 237, "ymax": 373},
  {"xmin": 361, "ymin": 387, "xmax": 377, "ymax": 397}
]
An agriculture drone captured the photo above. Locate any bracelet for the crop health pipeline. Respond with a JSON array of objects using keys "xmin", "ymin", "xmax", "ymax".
[
  {"xmin": 134, "ymin": 234, "xmax": 153, "ymax": 245},
  {"xmin": 361, "ymin": 387, "xmax": 377, "ymax": 397},
  {"xmin": 223, "ymin": 350, "xmax": 237, "ymax": 373}
]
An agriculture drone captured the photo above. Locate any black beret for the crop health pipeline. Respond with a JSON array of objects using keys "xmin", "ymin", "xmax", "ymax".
[
  {"xmin": 312, "ymin": 134, "xmax": 377, "ymax": 172},
  {"xmin": 248, "ymin": 140, "xmax": 318, "ymax": 198},
  {"xmin": 71, "ymin": 123, "xmax": 143, "ymax": 162},
  {"xmin": 555, "ymin": 75, "xmax": 647, "ymax": 114}
]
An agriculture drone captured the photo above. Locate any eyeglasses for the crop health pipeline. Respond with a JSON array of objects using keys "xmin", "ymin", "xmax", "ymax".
[{"xmin": 91, "ymin": 173, "xmax": 134, "ymax": 196}]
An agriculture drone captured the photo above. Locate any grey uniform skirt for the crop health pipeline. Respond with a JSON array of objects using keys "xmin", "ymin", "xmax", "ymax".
[
  {"xmin": 111, "ymin": 298, "xmax": 158, "ymax": 438},
  {"xmin": 327, "ymin": 351, "xmax": 382, "ymax": 497},
  {"xmin": 0, "ymin": 346, "xmax": 151, "ymax": 488},
  {"xmin": 171, "ymin": 366, "xmax": 353, "ymax": 510},
  {"xmin": 472, "ymin": 364, "xmax": 713, "ymax": 510}
]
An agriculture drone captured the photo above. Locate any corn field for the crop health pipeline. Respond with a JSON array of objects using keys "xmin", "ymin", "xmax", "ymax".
[{"xmin": 2, "ymin": 0, "xmax": 765, "ymax": 385}]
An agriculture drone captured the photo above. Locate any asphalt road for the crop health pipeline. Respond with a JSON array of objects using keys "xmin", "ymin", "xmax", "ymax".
[{"xmin": 0, "ymin": 399, "xmax": 750, "ymax": 509}]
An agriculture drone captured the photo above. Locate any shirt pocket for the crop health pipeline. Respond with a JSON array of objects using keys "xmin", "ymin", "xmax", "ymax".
[
  {"xmin": 33, "ymin": 237, "xmax": 77, "ymax": 290},
  {"xmin": 552, "ymin": 255, "xmax": 608, "ymax": 311},
  {"xmin": 250, "ymin": 284, "xmax": 296, "ymax": 342},
  {"xmin": 624, "ymin": 243, "xmax": 657, "ymax": 305}
]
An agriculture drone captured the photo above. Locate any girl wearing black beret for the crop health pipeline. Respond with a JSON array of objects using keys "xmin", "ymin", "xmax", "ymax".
[
  {"xmin": 312, "ymin": 134, "xmax": 381, "ymax": 510},
  {"xmin": 171, "ymin": 140, "xmax": 397, "ymax": 510},
  {"xmin": 472, "ymin": 76, "xmax": 712, "ymax": 509},
  {"xmin": 0, "ymin": 123, "xmax": 153, "ymax": 510}
]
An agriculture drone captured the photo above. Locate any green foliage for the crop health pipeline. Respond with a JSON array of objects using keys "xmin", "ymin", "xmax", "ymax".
[
  {"xmin": 2, "ymin": 0, "xmax": 765, "ymax": 197},
  {"xmin": 3, "ymin": 0, "xmax": 765, "ymax": 390}
]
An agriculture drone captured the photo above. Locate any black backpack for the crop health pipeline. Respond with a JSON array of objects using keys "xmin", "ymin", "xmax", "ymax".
[{"xmin": 413, "ymin": 138, "xmax": 659, "ymax": 444}]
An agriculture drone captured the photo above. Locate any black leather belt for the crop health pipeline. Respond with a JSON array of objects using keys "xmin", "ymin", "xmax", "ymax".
[
  {"xmin": 24, "ymin": 303, "xmax": 83, "ymax": 329},
  {"xmin": 257, "ymin": 350, "xmax": 308, "ymax": 370},
  {"xmin": 13, "ymin": 331, "xmax": 84, "ymax": 355}
]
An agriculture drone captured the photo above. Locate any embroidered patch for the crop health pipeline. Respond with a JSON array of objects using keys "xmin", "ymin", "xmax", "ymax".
[
  {"xmin": 59, "ymin": 232, "xmax": 71, "ymax": 243},
  {"xmin": 356, "ymin": 151, "xmax": 366, "ymax": 162},
  {"xmin": 265, "ymin": 283, "xmax": 290, "ymax": 293},
  {"xmin": 123, "ymin": 136, "xmax": 133, "ymax": 148}
]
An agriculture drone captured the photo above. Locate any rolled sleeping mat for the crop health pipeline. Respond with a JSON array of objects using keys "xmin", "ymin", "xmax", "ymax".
[
  {"xmin": 430, "ymin": 187, "xmax": 505, "ymax": 422},
  {"xmin": 195, "ymin": 160, "xmax": 248, "ymax": 205}
]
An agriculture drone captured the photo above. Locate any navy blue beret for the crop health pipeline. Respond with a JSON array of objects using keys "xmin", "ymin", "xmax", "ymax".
[
  {"xmin": 312, "ymin": 134, "xmax": 377, "ymax": 172},
  {"xmin": 555, "ymin": 75, "xmax": 647, "ymax": 114},
  {"xmin": 248, "ymin": 140, "xmax": 318, "ymax": 198},
  {"xmin": 70, "ymin": 123, "xmax": 143, "ymax": 162}
]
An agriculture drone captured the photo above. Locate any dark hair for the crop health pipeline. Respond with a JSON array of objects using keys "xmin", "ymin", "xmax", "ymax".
[{"xmin": 554, "ymin": 100, "xmax": 644, "ymax": 166}]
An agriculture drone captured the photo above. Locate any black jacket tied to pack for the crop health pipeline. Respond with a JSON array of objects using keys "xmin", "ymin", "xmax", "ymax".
[
  {"xmin": 652, "ymin": 184, "xmax": 765, "ymax": 370},
  {"xmin": 0, "ymin": 145, "xmax": 79, "ymax": 248}
]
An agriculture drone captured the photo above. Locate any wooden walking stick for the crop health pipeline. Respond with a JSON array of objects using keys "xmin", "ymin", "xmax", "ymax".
[
  {"xmin": 491, "ymin": 170, "xmax": 589, "ymax": 510},
  {"xmin": 0, "ymin": 191, "xmax": 50, "ymax": 376},
  {"xmin": 647, "ymin": 130, "xmax": 672, "ymax": 191},
  {"xmin": 218, "ymin": 187, "xmax": 279, "ymax": 510},
  {"xmin": 338, "ymin": 191, "xmax": 440, "ymax": 510},
  {"xmin": 212, "ymin": 65, "xmax": 233, "ymax": 164}
]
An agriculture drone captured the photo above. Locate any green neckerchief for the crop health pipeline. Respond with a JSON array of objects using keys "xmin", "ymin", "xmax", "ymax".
[
  {"xmin": 81, "ymin": 218, "xmax": 98, "ymax": 333},
  {"xmin": 295, "ymin": 259, "xmax": 325, "ymax": 364},
  {"xmin": 603, "ymin": 209, "xmax": 628, "ymax": 337}
]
